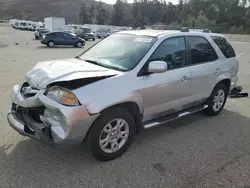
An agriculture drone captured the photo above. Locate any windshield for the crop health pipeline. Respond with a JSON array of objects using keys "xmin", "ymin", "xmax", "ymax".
[
  {"xmin": 83, "ymin": 28, "xmax": 91, "ymax": 33},
  {"xmin": 20, "ymin": 22, "xmax": 26, "ymax": 26},
  {"xmin": 80, "ymin": 33, "xmax": 157, "ymax": 71}
]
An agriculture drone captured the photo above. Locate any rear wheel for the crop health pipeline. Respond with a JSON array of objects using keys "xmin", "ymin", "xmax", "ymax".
[
  {"xmin": 86, "ymin": 107, "xmax": 136, "ymax": 161},
  {"xmin": 47, "ymin": 41, "xmax": 55, "ymax": 48},
  {"xmin": 203, "ymin": 83, "xmax": 229, "ymax": 116}
]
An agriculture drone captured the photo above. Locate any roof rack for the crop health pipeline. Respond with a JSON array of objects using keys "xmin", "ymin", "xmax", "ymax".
[
  {"xmin": 180, "ymin": 27, "xmax": 189, "ymax": 32},
  {"xmin": 180, "ymin": 27, "xmax": 212, "ymax": 33},
  {"xmin": 202, "ymin": 29, "xmax": 211, "ymax": 33}
]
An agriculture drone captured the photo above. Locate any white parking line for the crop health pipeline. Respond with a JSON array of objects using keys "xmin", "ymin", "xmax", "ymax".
[{"xmin": 236, "ymin": 51, "xmax": 246, "ymax": 58}]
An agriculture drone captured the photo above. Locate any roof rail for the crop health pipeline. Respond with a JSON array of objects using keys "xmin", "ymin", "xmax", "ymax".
[
  {"xmin": 203, "ymin": 29, "xmax": 211, "ymax": 33},
  {"xmin": 180, "ymin": 27, "xmax": 189, "ymax": 32}
]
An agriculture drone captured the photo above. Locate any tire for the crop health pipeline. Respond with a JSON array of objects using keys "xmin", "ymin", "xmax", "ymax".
[
  {"xmin": 203, "ymin": 83, "xmax": 229, "ymax": 116},
  {"xmin": 93, "ymin": 38, "xmax": 95, "ymax": 41},
  {"xmin": 35, "ymin": 36, "xmax": 38, "ymax": 39},
  {"xmin": 47, "ymin": 41, "xmax": 55, "ymax": 48},
  {"xmin": 86, "ymin": 107, "xmax": 136, "ymax": 161},
  {"xmin": 76, "ymin": 41, "xmax": 83, "ymax": 48}
]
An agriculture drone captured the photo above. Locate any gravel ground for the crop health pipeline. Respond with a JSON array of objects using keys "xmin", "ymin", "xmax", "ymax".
[{"xmin": 1, "ymin": 27, "xmax": 250, "ymax": 188}]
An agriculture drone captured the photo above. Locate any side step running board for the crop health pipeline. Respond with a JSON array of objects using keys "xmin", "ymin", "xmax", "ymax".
[{"xmin": 143, "ymin": 104, "xmax": 208, "ymax": 129}]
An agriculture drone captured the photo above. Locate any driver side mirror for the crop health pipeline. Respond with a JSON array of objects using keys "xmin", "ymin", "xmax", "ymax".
[{"xmin": 147, "ymin": 61, "xmax": 168, "ymax": 74}]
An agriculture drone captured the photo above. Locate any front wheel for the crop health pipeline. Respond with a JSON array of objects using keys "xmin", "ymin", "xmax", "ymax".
[
  {"xmin": 76, "ymin": 41, "xmax": 83, "ymax": 48},
  {"xmin": 203, "ymin": 83, "xmax": 229, "ymax": 116},
  {"xmin": 86, "ymin": 107, "xmax": 136, "ymax": 161}
]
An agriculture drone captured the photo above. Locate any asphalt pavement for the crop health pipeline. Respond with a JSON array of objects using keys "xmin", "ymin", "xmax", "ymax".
[{"xmin": 1, "ymin": 27, "xmax": 250, "ymax": 188}]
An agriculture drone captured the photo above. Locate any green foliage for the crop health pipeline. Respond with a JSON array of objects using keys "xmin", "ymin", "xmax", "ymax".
[{"xmin": 77, "ymin": 0, "xmax": 250, "ymax": 33}]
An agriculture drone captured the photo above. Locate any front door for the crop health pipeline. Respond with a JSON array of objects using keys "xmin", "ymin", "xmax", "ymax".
[
  {"xmin": 62, "ymin": 33, "xmax": 75, "ymax": 45},
  {"xmin": 137, "ymin": 36, "xmax": 192, "ymax": 121}
]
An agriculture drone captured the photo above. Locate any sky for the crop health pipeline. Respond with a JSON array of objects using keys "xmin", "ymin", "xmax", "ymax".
[{"xmin": 101, "ymin": 0, "xmax": 179, "ymax": 4}]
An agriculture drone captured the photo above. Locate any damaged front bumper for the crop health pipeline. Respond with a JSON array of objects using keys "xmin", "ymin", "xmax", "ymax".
[{"xmin": 7, "ymin": 84, "xmax": 99, "ymax": 145}]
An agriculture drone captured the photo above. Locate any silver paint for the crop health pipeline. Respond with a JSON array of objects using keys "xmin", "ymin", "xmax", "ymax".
[{"xmin": 7, "ymin": 30, "xmax": 239, "ymax": 145}]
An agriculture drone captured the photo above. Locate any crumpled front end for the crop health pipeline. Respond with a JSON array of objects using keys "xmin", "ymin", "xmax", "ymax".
[{"xmin": 7, "ymin": 82, "xmax": 99, "ymax": 145}]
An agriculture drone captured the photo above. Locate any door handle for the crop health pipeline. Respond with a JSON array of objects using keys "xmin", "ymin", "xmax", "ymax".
[{"xmin": 181, "ymin": 76, "xmax": 190, "ymax": 82}]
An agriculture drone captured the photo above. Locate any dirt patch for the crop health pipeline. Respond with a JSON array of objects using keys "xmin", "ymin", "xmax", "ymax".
[{"xmin": 0, "ymin": 43, "xmax": 8, "ymax": 48}]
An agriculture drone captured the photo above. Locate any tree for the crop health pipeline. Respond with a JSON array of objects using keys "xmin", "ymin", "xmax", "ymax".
[
  {"xmin": 78, "ymin": 2, "xmax": 91, "ymax": 24},
  {"xmin": 77, "ymin": 0, "xmax": 250, "ymax": 34},
  {"xmin": 89, "ymin": 3, "xmax": 98, "ymax": 24},
  {"xmin": 96, "ymin": 1, "xmax": 109, "ymax": 25},
  {"xmin": 112, "ymin": 0, "xmax": 127, "ymax": 26}
]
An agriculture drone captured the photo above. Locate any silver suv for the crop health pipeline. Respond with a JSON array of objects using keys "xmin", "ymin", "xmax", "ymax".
[{"xmin": 7, "ymin": 30, "xmax": 239, "ymax": 161}]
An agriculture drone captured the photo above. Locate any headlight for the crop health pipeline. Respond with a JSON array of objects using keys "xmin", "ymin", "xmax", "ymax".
[
  {"xmin": 42, "ymin": 35, "xmax": 46, "ymax": 39},
  {"xmin": 45, "ymin": 86, "xmax": 80, "ymax": 106}
]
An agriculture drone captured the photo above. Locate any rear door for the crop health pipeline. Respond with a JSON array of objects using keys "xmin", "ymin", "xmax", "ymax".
[
  {"xmin": 186, "ymin": 35, "xmax": 220, "ymax": 103},
  {"xmin": 211, "ymin": 35, "xmax": 239, "ymax": 89}
]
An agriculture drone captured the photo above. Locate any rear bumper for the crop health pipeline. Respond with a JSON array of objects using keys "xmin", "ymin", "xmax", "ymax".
[
  {"xmin": 85, "ymin": 36, "xmax": 95, "ymax": 40},
  {"xmin": 230, "ymin": 76, "xmax": 238, "ymax": 91},
  {"xmin": 7, "ymin": 84, "xmax": 100, "ymax": 145}
]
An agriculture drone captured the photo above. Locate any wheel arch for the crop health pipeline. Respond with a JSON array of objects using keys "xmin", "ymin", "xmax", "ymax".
[
  {"xmin": 85, "ymin": 101, "xmax": 143, "ymax": 142},
  {"xmin": 207, "ymin": 78, "xmax": 231, "ymax": 100},
  {"xmin": 215, "ymin": 78, "xmax": 231, "ymax": 93},
  {"xmin": 99, "ymin": 102, "xmax": 143, "ymax": 133}
]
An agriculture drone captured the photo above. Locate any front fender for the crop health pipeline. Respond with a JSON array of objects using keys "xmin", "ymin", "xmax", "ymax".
[{"xmin": 85, "ymin": 91, "xmax": 144, "ymax": 115}]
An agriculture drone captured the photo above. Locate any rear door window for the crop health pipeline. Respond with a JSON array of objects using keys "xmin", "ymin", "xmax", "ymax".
[
  {"xmin": 187, "ymin": 36, "xmax": 218, "ymax": 65},
  {"xmin": 211, "ymin": 36, "xmax": 236, "ymax": 58}
]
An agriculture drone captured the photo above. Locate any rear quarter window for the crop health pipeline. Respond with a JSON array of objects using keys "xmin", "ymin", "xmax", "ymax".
[{"xmin": 211, "ymin": 36, "xmax": 236, "ymax": 58}]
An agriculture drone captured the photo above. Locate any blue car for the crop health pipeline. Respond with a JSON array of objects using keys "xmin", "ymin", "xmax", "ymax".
[{"xmin": 41, "ymin": 31, "xmax": 85, "ymax": 48}]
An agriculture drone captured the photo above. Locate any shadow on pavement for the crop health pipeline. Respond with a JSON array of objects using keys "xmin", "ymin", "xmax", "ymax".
[
  {"xmin": 36, "ymin": 45, "xmax": 83, "ymax": 49},
  {"xmin": 1, "ymin": 109, "xmax": 250, "ymax": 187}
]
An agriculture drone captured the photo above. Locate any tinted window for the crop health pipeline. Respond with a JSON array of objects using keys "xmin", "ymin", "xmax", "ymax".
[
  {"xmin": 150, "ymin": 37, "xmax": 186, "ymax": 70},
  {"xmin": 51, "ymin": 32, "xmax": 61, "ymax": 37},
  {"xmin": 211, "ymin": 36, "xmax": 236, "ymax": 58},
  {"xmin": 83, "ymin": 28, "xmax": 91, "ymax": 33},
  {"xmin": 62, "ymin": 33, "xmax": 71, "ymax": 38},
  {"xmin": 187, "ymin": 36, "xmax": 218, "ymax": 64}
]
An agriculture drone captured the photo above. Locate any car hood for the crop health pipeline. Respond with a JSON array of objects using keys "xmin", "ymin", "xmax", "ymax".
[{"xmin": 25, "ymin": 58, "xmax": 120, "ymax": 89}]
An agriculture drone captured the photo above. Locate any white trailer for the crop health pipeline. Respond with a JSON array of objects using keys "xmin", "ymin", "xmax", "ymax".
[
  {"xmin": 36, "ymin": 21, "xmax": 44, "ymax": 29},
  {"xmin": 44, "ymin": 17, "xmax": 65, "ymax": 32},
  {"xmin": 18, "ymin": 20, "xmax": 27, "ymax": 30},
  {"xmin": 26, "ymin": 21, "xmax": 33, "ymax": 30},
  {"xmin": 9, "ymin": 19, "xmax": 18, "ymax": 26}
]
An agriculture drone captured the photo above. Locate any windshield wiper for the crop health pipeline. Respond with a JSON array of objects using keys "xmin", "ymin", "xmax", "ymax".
[
  {"xmin": 84, "ymin": 59, "xmax": 104, "ymax": 66},
  {"xmin": 84, "ymin": 59, "xmax": 127, "ymax": 71}
]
